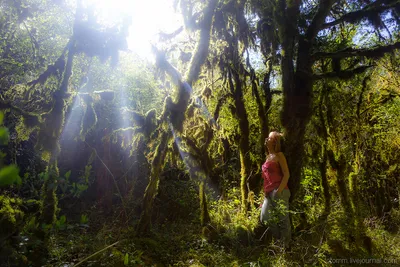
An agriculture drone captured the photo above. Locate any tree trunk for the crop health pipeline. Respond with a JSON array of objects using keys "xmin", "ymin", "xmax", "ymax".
[
  {"xmin": 39, "ymin": 162, "xmax": 59, "ymax": 226},
  {"xmin": 279, "ymin": 0, "xmax": 336, "ymax": 201},
  {"xmin": 327, "ymin": 151, "xmax": 352, "ymax": 214},
  {"xmin": 317, "ymin": 85, "xmax": 331, "ymax": 216},
  {"xmin": 279, "ymin": 2, "xmax": 308, "ymax": 201},
  {"xmin": 200, "ymin": 181, "xmax": 210, "ymax": 226},
  {"xmin": 39, "ymin": 42, "xmax": 75, "ymax": 226},
  {"xmin": 252, "ymin": 74, "xmax": 268, "ymax": 161},
  {"xmin": 137, "ymin": 131, "xmax": 169, "ymax": 234},
  {"xmin": 320, "ymin": 147, "xmax": 331, "ymax": 216},
  {"xmin": 228, "ymin": 68, "xmax": 251, "ymax": 212}
]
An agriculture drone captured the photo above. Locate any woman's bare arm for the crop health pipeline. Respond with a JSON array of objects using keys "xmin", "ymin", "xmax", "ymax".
[{"xmin": 277, "ymin": 152, "xmax": 290, "ymax": 194}]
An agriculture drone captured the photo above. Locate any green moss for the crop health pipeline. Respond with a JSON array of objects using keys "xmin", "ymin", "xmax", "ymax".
[
  {"xmin": 199, "ymin": 181, "xmax": 210, "ymax": 226},
  {"xmin": 137, "ymin": 131, "xmax": 169, "ymax": 233},
  {"xmin": 15, "ymin": 117, "xmax": 37, "ymax": 142},
  {"xmin": 0, "ymin": 195, "xmax": 24, "ymax": 240},
  {"xmin": 144, "ymin": 109, "xmax": 157, "ymax": 136},
  {"xmin": 39, "ymin": 165, "xmax": 59, "ymax": 226},
  {"xmin": 80, "ymin": 102, "xmax": 98, "ymax": 139}
]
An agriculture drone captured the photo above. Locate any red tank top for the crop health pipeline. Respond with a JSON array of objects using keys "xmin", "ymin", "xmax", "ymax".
[{"xmin": 262, "ymin": 160, "xmax": 288, "ymax": 193}]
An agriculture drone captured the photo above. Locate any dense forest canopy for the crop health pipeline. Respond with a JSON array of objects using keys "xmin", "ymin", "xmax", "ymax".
[{"xmin": 1, "ymin": 0, "xmax": 400, "ymax": 266}]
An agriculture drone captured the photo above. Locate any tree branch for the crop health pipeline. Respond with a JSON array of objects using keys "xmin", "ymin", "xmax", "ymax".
[
  {"xmin": 305, "ymin": 0, "xmax": 337, "ymax": 40},
  {"xmin": 0, "ymin": 99, "xmax": 42, "ymax": 127},
  {"xmin": 312, "ymin": 42, "xmax": 400, "ymax": 60},
  {"xmin": 152, "ymin": 46, "xmax": 182, "ymax": 86},
  {"xmin": 158, "ymin": 26, "xmax": 184, "ymax": 42},
  {"xmin": 23, "ymin": 21, "xmax": 39, "ymax": 57},
  {"xmin": 270, "ymin": 89, "xmax": 283, "ymax": 95},
  {"xmin": 186, "ymin": 0, "xmax": 218, "ymax": 86},
  {"xmin": 313, "ymin": 65, "xmax": 373, "ymax": 80},
  {"xmin": 321, "ymin": 0, "xmax": 400, "ymax": 30}
]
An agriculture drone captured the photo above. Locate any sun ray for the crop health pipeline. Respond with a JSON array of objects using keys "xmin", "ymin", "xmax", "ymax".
[{"xmin": 83, "ymin": 0, "xmax": 182, "ymax": 60}]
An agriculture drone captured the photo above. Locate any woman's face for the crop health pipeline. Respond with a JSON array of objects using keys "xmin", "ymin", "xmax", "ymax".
[{"xmin": 265, "ymin": 132, "xmax": 277, "ymax": 149}]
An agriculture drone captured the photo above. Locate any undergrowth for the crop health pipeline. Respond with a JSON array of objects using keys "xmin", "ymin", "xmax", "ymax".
[{"xmin": 35, "ymin": 185, "xmax": 400, "ymax": 267}]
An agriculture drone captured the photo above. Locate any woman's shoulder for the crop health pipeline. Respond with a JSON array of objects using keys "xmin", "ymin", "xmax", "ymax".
[
  {"xmin": 276, "ymin": 152, "xmax": 287, "ymax": 159},
  {"xmin": 265, "ymin": 154, "xmax": 280, "ymax": 163}
]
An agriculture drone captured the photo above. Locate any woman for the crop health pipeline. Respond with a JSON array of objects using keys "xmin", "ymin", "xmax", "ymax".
[{"xmin": 260, "ymin": 131, "xmax": 291, "ymax": 247}]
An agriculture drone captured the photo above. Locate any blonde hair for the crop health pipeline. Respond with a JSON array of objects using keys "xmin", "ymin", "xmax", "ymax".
[{"xmin": 270, "ymin": 131, "xmax": 283, "ymax": 152}]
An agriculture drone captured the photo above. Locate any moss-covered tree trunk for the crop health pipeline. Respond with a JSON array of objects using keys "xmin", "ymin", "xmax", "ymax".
[
  {"xmin": 279, "ymin": 0, "xmax": 337, "ymax": 200},
  {"xmin": 39, "ymin": 42, "xmax": 75, "ymax": 226},
  {"xmin": 317, "ymin": 85, "xmax": 331, "ymax": 216},
  {"xmin": 319, "ymin": 148, "xmax": 330, "ymax": 216},
  {"xmin": 331, "ymin": 153, "xmax": 352, "ymax": 215},
  {"xmin": 251, "ymin": 71, "xmax": 268, "ymax": 162},
  {"xmin": 262, "ymin": 58, "xmax": 274, "ymax": 132},
  {"xmin": 137, "ymin": 0, "xmax": 217, "ymax": 234},
  {"xmin": 278, "ymin": 1, "xmax": 306, "ymax": 201},
  {"xmin": 185, "ymin": 0, "xmax": 217, "ymax": 229},
  {"xmin": 137, "ymin": 131, "xmax": 169, "ymax": 233},
  {"xmin": 199, "ymin": 181, "xmax": 210, "ymax": 226},
  {"xmin": 227, "ymin": 67, "xmax": 251, "ymax": 212}
]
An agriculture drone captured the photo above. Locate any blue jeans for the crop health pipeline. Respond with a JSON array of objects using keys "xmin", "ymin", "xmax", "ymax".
[{"xmin": 260, "ymin": 188, "xmax": 291, "ymax": 247}]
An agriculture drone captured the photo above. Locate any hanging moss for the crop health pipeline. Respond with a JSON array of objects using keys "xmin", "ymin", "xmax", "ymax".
[
  {"xmin": 144, "ymin": 109, "xmax": 157, "ymax": 136},
  {"xmin": 160, "ymin": 96, "xmax": 172, "ymax": 121},
  {"xmin": 93, "ymin": 90, "xmax": 115, "ymax": 101},
  {"xmin": 35, "ymin": 57, "xmax": 71, "ymax": 155},
  {"xmin": 199, "ymin": 181, "xmax": 210, "ymax": 226},
  {"xmin": 15, "ymin": 117, "xmax": 38, "ymax": 142},
  {"xmin": 39, "ymin": 164, "xmax": 59, "ymax": 226},
  {"xmin": 137, "ymin": 130, "xmax": 169, "ymax": 234},
  {"xmin": 185, "ymin": 0, "xmax": 218, "ymax": 85},
  {"xmin": 132, "ymin": 110, "xmax": 146, "ymax": 126},
  {"xmin": 186, "ymin": 99, "xmax": 197, "ymax": 119},
  {"xmin": 0, "ymin": 196, "xmax": 24, "ymax": 241},
  {"xmin": 80, "ymin": 100, "xmax": 98, "ymax": 139},
  {"xmin": 35, "ymin": 96, "xmax": 66, "ymax": 154},
  {"xmin": 26, "ymin": 56, "xmax": 65, "ymax": 88}
]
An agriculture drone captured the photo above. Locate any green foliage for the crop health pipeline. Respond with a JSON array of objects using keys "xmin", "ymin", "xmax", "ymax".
[
  {"xmin": 0, "ymin": 0, "xmax": 399, "ymax": 266},
  {"xmin": 0, "ymin": 165, "xmax": 22, "ymax": 186},
  {"xmin": 0, "ymin": 112, "xmax": 22, "ymax": 187},
  {"xmin": 0, "ymin": 195, "xmax": 24, "ymax": 239},
  {"xmin": 209, "ymin": 187, "xmax": 261, "ymax": 247},
  {"xmin": 80, "ymin": 214, "xmax": 88, "ymax": 225},
  {"xmin": 0, "ymin": 113, "xmax": 9, "ymax": 145},
  {"xmin": 55, "ymin": 215, "xmax": 67, "ymax": 231}
]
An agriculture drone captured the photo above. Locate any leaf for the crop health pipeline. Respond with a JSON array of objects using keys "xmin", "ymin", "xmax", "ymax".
[
  {"xmin": 304, "ymin": 195, "xmax": 313, "ymax": 202},
  {"xmin": 80, "ymin": 214, "xmax": 88, "ymax": 224},
  {"xmin": 0, "ymin": 165, "xmax": 21, "ymax": 186},
  {"xmin": 64, "ymin": 170, "xmax": 71, "ymax": 180},
  {"xmin": 56, "ymin": 215, "xmax": 67, "ymax": 230},
  {"xmin": 59, "ymin": 215, "xmax": 66, "ymax": 224},
  {"xmin": 124, "ymin": 253, "xmax": 129, "ymax": 266},
  {"xmin": 0, "ymin": 127, "xmax": 9, "ymax": 145},
  {"xmin": 39, "ymin": 172, "xmax": 49, "ymax": 181},
  {"xmin": 0, "ymin": 112, "xmax": 4, "ymax": 124},
  {"xmin": 77, "ymin": 183, "xmax": 88, "ymax": 192}
]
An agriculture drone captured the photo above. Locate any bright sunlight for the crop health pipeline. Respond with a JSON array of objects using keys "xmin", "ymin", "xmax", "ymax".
[{"xmin": 86, "ymin": 0, "xmax": 182, "ymax": 60}]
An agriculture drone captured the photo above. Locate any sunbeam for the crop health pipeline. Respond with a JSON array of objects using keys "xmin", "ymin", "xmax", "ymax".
[
  {"xmin": 169, "ymin": 121, "xmax": 218, "ymax": 196},
  {"xmin": 84, "ymin": 0, "xmax": 182, "ymax": 60}
]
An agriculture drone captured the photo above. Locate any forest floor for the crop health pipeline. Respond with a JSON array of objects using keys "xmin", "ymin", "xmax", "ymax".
[{"xmin": 43, "ymin": 202, "xmax": 400, "ymax": 267}]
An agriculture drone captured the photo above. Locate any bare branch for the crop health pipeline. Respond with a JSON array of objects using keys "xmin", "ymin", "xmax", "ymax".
[
  {"xmin": 186, "ymin": 0, "xmax": 218, "ymax": 86},
  {"xmin": 321, "ymin": 0, "xmax": 400, "ymax": 30},
  {"xmin": 306, "ymin": 0, "xmax": 337, "ymax": 40},
  {"xmin": 158, "ymin": 26, "xmax": 184, "ymax": 42},
  {"xmin": 313, "ymin": 65, "xmax": 373, "ymax": 80},
  {"xmin": 312, "ymin": 42, "xmax": 400, "ymax": 60},
  {"xmin": 0, "ymin": 99, "xmax": 42, "ymax": 126}
]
